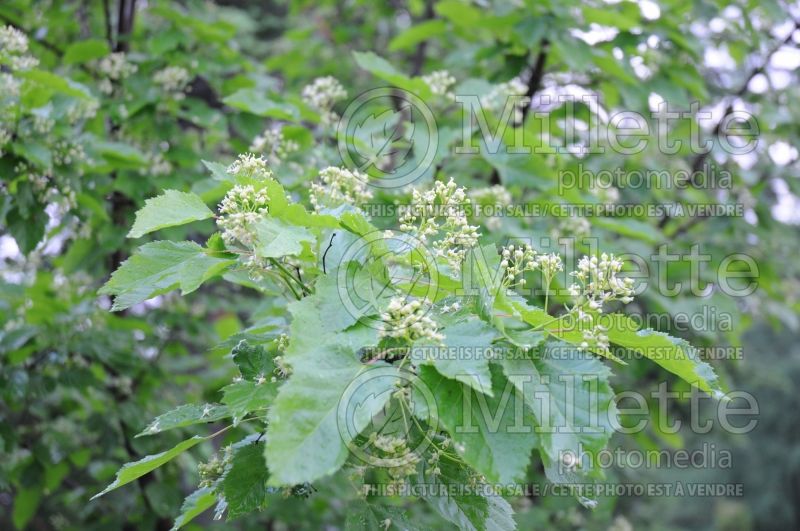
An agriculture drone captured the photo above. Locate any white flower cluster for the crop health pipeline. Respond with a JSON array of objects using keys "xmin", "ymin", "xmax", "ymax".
[
  {"xmin": 555, "ymin": 216, "xmax": 591, "ymax": 239},
  {"xmin": 568, "ymin": 253, "xmax": 635, "ymax": 355},
  {"xmin": 0, "ymin": 72, "xmax": 21, "ymax": 99},
  {"xmin": 590, "ymin": 184, "xmax": 620, "ymax": 204},
  {"xmin": 380, "ymin": 296, "xmax": 444, "ymax": 344},
  {"xmin": 250, "ymin": 128, "xmax": 299, "ymax": 164},
  {"xmin": 481, "ymin": 77, "xmax": 527, "ymax": 117},
  {"xmin": 370, "ymin": 434, "xmax": 421, "ymax": 482},
  {"xmin": 226, "ymin": 153, "xmax": 273, "ymax": 180},
  {"xmin": 422, "ymin": 70, "xmax": 456, "ymax": 99},
  {"xmin": 399, "ymin": 178, "xmax": 480, "ymax": 273},
  {"xmin": 95, "ymin": 52, "xmax": 137, "ymax": 94},
  {"xmin": 309, "ymin": 166, "xmax": 373, "ymax": 212},
  {"xmin": 570, "ymin": 253, "xmax": 635, "ymax": 307},
  {"xmin": 66, "ymin": 98, "xmax": 99, "ymax": 124},
  {"xmin": 500, "ymin": 244, "xmax": 562, "ymax": 287},
  {"xmin": 0, "ymin": 26, "xmax": 38, "ymax": 70},
  {"xmin": 302, "ymin": 76, "xmax": 347, "ymax": 125},
  {"xmin": 470, "ymin": 184, "xmax": 512, "ymax": 231},
  {"xmin": 216, "ymin": 184, "xmax": 270, "ymax": 246},
  {"xmin": 153, "ymin": 66, "xmax": 191, "ymax": 99}
]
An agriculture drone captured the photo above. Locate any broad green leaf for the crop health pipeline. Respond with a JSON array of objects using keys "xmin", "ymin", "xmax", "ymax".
[
  {"xmin": 171, "ymin": 487, "xmax": 216, "ymax": 531},
  {"xmin": 223, "ymin": 443, "xmax": 271, "ymax": 518},
  {"xmin": 12, "ymin": 487, "xmax": 41, "ymax": 530},
  {"xmin": 352, "ymin": 51, "xmax": 432, "ymax": 98},
  {"xmin": 99, "ymin": 241, "xmax": 235, "ymax": 311},
  {"xmin": 265, "ymin": 349, "xmax": 395, "ymax": 485},
  {"xmin": 388, "ymin": 20, "xmax": 448, "ymax": 52},
  {"xmin": 253, "ymin": 217, "xmax": 314, "ymax": 258},
  {"xmin": 413, "ymin": 457, "xmax": 516, "ymax": 531},
  {"xmin": 603, "ymin": 313, "xmax": 725, "ymax": 397},
  {"xmin": 137, "ymin": 403, "xmax": 230, "ymax": 437},
  {"xmin": 19, "ymin": 69, "xmax": 92, "ymax": 99},
  {"xmin": 345, "ymin": 501, "xmax": 423, "ymax": 530},
  {"xmin": 223, "ymin": 88, "xmax": 299, "ymax": 120},
  {"xmin": 413, "ymin": 317, "xmax": 498, "ymax": 396},
  {"xmin": 92, "ymin": 436, "xmax": 205, "ymax": 499},
  {"xmin": 500, "ymin": 340, "xmax": 617, "ymax": 483},
  {"xmin": 128, "ymin": 190, "xmax": 214, "ymax": 238},
  {"xmin": 414, "ymin": 364, "xmax": 538, "ymax": 485},
  {"xmin": 63, "ymin": 39, "xmax": 110, "ymax": 64},
  {"xmin": 231, "ymin": 340, "xmax": 274, "ymax": 380},
  {"xmin": 221, "ymin": 380, "xmax": 278, "ymax": 425},
  {"xmin": 265, "ymin": 301, "xmax": 391, "ymax": 485}
]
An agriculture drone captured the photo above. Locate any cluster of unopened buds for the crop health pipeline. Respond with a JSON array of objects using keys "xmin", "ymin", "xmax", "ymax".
[
  {"xmin": 217, "ymin": 184, "xmax": 270, "ymax": 246},
  {"xmin": 227, "ymin": 153, "xmax": 273, "ymax": 180},
  {"xmin": 301, "ymin": 76, "xmax": 347, "ymax": 125},
  {"xmin": 399, "ymin": 178, "xmax": 479, "ymax": 274},
  {"xmin": 422, "ymin": 70, "xmax": 456, "ymax": 100},
  {"xmin": 569, "ymin": 253, "xmax": 635, "ymax": 307},
  {"xmin": 153, "ymin": 65, "xmax": 191, "ymax": 99},
  {"xmin": 500, "ymin": 244, "xmax": 563, "ymax": 288},
  {"xmin": 380, "ymin": 296, "xmax": 444, "ymax": 344},
  {"xmin": 249, "ymin": 128, "xmax": 299, "ymax": 164},
  {"xmin": 198, "ymin": 446, "xmax": 234, "ymax": 488},
  {"xmin": 309, "ymin": 166, "xmax": 373, "ymax": 212}
]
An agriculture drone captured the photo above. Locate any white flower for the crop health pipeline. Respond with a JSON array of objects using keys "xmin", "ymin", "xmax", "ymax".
[
  {"xmin": 570, "ymin": 252, "xmax": 635, "ymax": 311},
  {"xmin": 302, "ymin": 76, "xmax": 347, "ymax": 124},
  {"xmin": 555, "ymin": 216, "xmax": 591, "ymax": 239},
  {"xmin": 399, "ymin": 178, "xmax": 480, "ymax": 274},
  {"xmin": 95, "ymin": 52, "xmax": 137, "ymax": 81},
  {"xmin": 153, "ymin": 66, "xmax": 191, "ymax": 98},
  {"xmin": 216, "ymin": 184, "xmax": 270, "ymax": 245},
  {"xmin": 481, "ymin": 77, "xmax": 527, "ymax": 119},
  {"xmin": 0, "ymin": 26, "xmax": 38, "ymax": 70},
  {"xmin": 227, "ymin": 153, "xmax": 273, "ymax": 180},
  {"xmin": 422, "ymin": 70, "xmax": 456, "ymax": 99},
  {"xmin": 309, "ymin": 166, "xmax": 373, "ymax": 212},
  {"xmin": 250, "ymin": 128, "xmax": 299, "ymax": 164}
]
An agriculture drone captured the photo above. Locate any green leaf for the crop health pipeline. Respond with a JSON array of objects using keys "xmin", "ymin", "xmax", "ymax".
[
  {"xmin": 345, "ymin": 500, "xmax": 423, "ymax": 530},
  {"xmin": 500, "ymin": 340, "xmax": 617, "ymax": 482},
  {"xmin": 92, "ymin": 436, "xmax": 205, "ymax": 499},
  {"xmin": 413, "ymin": 317, "xmax": 498, "ymax": 396},
  {"xmin": 99, "ymin": 241, "xmax": 235, "ymax": 311},
  {"xmin": 63, "ymin": 39, "xmax": 110, "ymax": 64},
  {"xmin": 128, "ymin": 190, "xmax": 214, "ymax": 238},
  {"xmin": 413, "ymin": 457, "xmax": 516, "ymax": 531},
  {"xmin": 388, "ymin": 20, "xmax": 448, "ymax": 52},
  {"xmin": 12, "ymin": 487, "xmax": 41, "ymax": 530},
  {"xmin": 223, "ymin": 443, "xmax": 271, "ymax": 518},
  {"xmin": 231, "ymin": 340, "xmax": 274, "ymax": 381},
  {"xmin": 137, "ymin": 403, "xmax": 230, "ymax": 437},
  {"xmin": 19, "ymin": 69, "xmax": 92, "ymax": 99},
  {"xmin": 265, "ymin": 299, "xmax": 392, "ymax": 485},
  {"xmin": 352, "ymin": 51, "xmax": 432, "ymax": 98},
  {"xmin": 221, "ymin": 380, "xmax": 278, "ymax": 425},
  {"xmin": 170, "ymin": 487, "xmax": 216, "ymax": 531},
  {"xmin": 603, "ymin": 314, "xmax": 725, "ymax": 397},
  {"xmin": 415, "ymin": 364, "xmax": 538, "ymax": 485},
  {"xmin": 223, "ymin": 88, "xmax": 299, "ymax": 120},
  {"xmin": 253, "ymin": 217, "xmax": 315, "ymax": 258}
]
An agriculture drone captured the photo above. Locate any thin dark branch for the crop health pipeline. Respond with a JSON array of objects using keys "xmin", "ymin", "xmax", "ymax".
[{"xmin": 409, "ymin": 0, "xmax": 435, "ymax": 77}]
